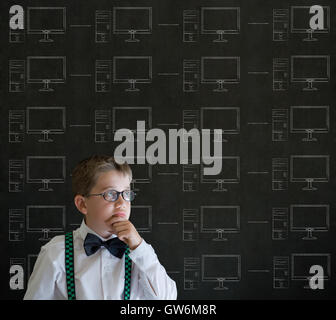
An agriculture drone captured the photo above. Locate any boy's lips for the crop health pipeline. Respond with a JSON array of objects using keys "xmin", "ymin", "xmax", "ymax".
[{"xmin": 114, "ymin": 212, "xmax": 126, "ymax": 217}]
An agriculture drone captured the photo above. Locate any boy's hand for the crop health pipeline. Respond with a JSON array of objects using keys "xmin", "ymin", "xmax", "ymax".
[{"xmin": 105, "ymin": 215, "xmax": 143, "ymax": 250}]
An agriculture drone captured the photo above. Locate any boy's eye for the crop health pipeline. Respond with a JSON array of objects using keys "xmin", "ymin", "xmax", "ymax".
[{"xmin": 106, "ymin": 190, "xmax": 116, "ymax": 197}]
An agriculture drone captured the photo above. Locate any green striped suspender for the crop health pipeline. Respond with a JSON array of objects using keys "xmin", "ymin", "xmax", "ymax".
[
  {"xmin": 65, "ymin": 232, "xmax": 76, "ymax": 300},
  {"xmin": 123, "ymin": 246, "xmax": 132, "ymax": 300},
  {"xmin": 64, "ymin": 231, "xmax": 132, "ymax": 300}
]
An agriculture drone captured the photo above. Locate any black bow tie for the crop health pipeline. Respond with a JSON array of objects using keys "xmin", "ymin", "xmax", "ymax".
[{"xmin": 84, "ymin": 233, "xmax": 127, "ymax": 258}]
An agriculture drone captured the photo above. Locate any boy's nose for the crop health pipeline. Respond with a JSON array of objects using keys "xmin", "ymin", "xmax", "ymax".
[{"xmin": 115, "ymin": 194, "xmax": 127, "ymax": 207}]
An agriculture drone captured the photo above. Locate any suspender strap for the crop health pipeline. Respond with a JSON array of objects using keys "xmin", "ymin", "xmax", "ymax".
[
  {"xmin": 65, "ymin": 231, "xmax": 76, "ymax": 300},
  {"xmin": 64, "ymin": 231, "xmax": 132, "ymax": 300},
  {"xmin": 124, "ymin": 246, "xmax": 131, "ymax": 300}
]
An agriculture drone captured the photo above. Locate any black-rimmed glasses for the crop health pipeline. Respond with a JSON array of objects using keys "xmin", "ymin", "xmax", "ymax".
[{"xmin": 85, "ymin": 189, "xmax": 136, "ymax": 202}]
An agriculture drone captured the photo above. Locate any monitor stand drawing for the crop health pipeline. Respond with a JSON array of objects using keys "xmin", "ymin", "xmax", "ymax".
[
  {"xmin": 302, "ymin": 129, "xmax": 317, "ymax": 142},
  {"xmin": 213, "ymin": 229, "xmax": 228, "ymax": 241},
  {"xmin": 39, "ymin": 228, "xmax": 51, "ymax": 241},
  {"xmin": 40, "ymin": 80, "xmax": 54, "ymax": 92},
  {"xmin": 214, "ymin": 30, "xmax": 228, "ymax": 43},
  {"xmin": 214, "ymin": 278, "xmax": 229, "ymax": 290},
  {"xmin": 301, "ymin": 178, "xmax": 317, "ymax": 191},
  {"xmin": 38, "ymin": 179, "xmax": 54, "ymax": 192},
  {"xmin": 214, "ymin": 80, "xmax": 228, "ymax": 92},
  {"xmin": 126, "ymin": 79, "xmax": 140, "ymax": 92},
  {"xmin": 126, "ymin": 30, "xmax": 140, "ymax": 42},
  {"xmin": 38, "ymin": 130, "xmax": 54, "ymax": 143},
  {"xmin": 303, "ymin": 29, "xmax": 318, "ymax": 42},
  {"xmin": 40, "ymin": 30, "xmax": 54, "ymax": 42},
  {"xmin": 302, "ymin": 228, "xmax": 318, "ymax": 240},
  {"xmin": 213, "ymin": 179, "xmax": 228, "ymax": 192},
  {"xmin": 303, "ymin": 79, "xmax": 318, "ymax": 91}
]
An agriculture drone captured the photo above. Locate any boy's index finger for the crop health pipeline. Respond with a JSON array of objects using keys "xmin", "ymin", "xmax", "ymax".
[{"xmin": 105, "ymin": 214, "xmax": 127, "ymax": 224}]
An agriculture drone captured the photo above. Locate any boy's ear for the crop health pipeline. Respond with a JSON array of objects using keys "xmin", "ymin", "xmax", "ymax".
[{"xmin": 74, "ymin": 195, "xmax": 88, "ymax": 215}]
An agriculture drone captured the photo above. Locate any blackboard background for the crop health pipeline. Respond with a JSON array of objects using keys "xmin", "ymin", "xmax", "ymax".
[{"xmin": 1, "ymin": 0, "xmax": 335, "ymax": 300}]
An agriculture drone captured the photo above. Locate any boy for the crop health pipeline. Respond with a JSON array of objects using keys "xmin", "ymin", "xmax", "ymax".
[{"xmin": 24, "ymin": 155, "xmax": 177, "ymax": 300}]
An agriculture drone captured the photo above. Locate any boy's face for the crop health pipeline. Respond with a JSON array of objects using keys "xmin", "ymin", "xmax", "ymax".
[{"xmin": 77, "ymin": 169, "xmax": 132, "ymax": 239}]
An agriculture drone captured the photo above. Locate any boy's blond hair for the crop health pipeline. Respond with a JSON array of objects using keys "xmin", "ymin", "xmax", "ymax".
[{"xmin": 71, "ymin": 155, "xmax": 132, "ymax": 198}]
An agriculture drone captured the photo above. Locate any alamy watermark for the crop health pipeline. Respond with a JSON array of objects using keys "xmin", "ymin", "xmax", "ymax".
[
  {"xmin": 113, "ymin": 121, "xmax": 223, "ymax": 176},
  {"xmin": 309, "ymin": 265, "xmax": 325, "ymax": 290}
]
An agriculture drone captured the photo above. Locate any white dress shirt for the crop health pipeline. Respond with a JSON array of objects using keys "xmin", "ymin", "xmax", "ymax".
[{"xmin": 23, "ymin": 220, "xmax": 177, "ymax": 300}]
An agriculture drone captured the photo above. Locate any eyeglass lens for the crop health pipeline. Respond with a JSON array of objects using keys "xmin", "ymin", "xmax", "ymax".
[{"xmin": 104, "ymin": 190, "xmax": 135, "ymax": 202}]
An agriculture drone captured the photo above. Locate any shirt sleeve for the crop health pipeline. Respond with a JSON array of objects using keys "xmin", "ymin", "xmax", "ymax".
[
  {"xmin": 23, "ymin": 244, "xmax": 62, "ymax": 300},
  {"xmin": 128, "ymin": 238, "xmax": 177, "ymax": 300}
]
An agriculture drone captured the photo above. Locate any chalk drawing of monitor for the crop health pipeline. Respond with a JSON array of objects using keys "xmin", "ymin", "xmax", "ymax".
[
  {"xmin": 113, "ymin": 56, "xmax": 152, "ymax": 92},
  {"xmin": 290, "ymin": 155, "xmax": 329, "ymax": 191},
  {"xmin": 112, "ymin": 106, "xmax": 152, "ymax": 135},
  {"xmin": 291, "ymin": 253, "xmax": 330, "ymax": 288},
  {"xmin": 200, "ymin": 206, "xmax": 240, "ymax": 241},
  {"xmin": 26, "ymin": 107, "xmax": 66, "ymax": 142},
  {"xmin": 290, "ymin": 106, "xmax": 329, "ymax": 142},
  {"xmin": 131, "ymin": 162, "xmax": 152, "ymax": 184},
  {"xmin": 201, "ymin": 156, "xmax": 240, "ymax": 192},
  {"xmin": 26, "ymin": 205, "xmax": 66, "ymax": 241},
  {"xmin": 291, "ymin": 6, "xmax": 330, "ymax": 41},
  {"xmin": 130, "ymin": 205, "xmax": 152, "ymax": 233},
  {"xmin": 113, "ymin": 7, "xmax": 152, "ymax": 42},
  {"xmin": 118, "ymin": 156, "xmax": 152, "ymax": 192},
  {"xmin": 201, "ymin": 57, "xmax": 240, "ymax": 92},
  {"xmin": 26, "ymin": 156, "xmax": 66, "ymax": 191},
  {"xmin": 290, "ymin": 204, "xmax": 329, "ymax": 240},
  {"xmin": 27, "ymin": 7, "xmax": 66, "ymax": 42},
  {"xmin": 201, "ymin": 7, "xmax": 240, "ymax": 42},
  {"xmin": 201, "ymin": 107, "xmax": 240, "ymax": 142},
  {"xmin": 27, "ymin": 56, "xmax": 66, "ymax": 92},
  {"xmin": 290, "ymin": 55, "xmax": 330, "ymax": 91},
  {"xmin": 202, "ymin": 254, "xmax": 241, "ymax": 290}
]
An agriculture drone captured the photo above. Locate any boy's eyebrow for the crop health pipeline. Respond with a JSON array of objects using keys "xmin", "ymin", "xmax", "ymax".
[{"xmin": 100, "ymin": 185, "xmax": 131, "ymax": 192}]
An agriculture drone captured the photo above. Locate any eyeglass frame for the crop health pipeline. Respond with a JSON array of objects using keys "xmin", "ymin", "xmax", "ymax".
[{"xmin": 84, "ymin": 189, "xmax": 136, "ymax": 202}]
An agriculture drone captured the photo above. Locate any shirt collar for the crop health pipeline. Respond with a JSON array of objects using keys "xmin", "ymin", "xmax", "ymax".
[{"xmin": 78, "ymin": 219, "xmax": 118, "ymax": 242}]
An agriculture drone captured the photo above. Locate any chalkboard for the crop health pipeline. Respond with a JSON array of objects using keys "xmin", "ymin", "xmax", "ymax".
[{"xmin": 1, "ymin": 0, "xmax": 335, "ymax": 300}]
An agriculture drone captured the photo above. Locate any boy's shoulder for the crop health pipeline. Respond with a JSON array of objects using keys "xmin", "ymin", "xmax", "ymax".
[
  {"xmin": 37, "ymin": 229, "xmax": 83, "ymax": 270},
  {"xmin": 41, "ymin": 228, "xmax": 82, "ymax": 254},
  {"xmin": 43, "ymin": 233, "xmax": 65, "ymax": 248},
  {"xmin": 39, "ymin": 234, "xmax": 66, "ymax": 262},
  {"xmin": 42, "ymin": 234, "xmax": 64, "ymax": 248}
]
